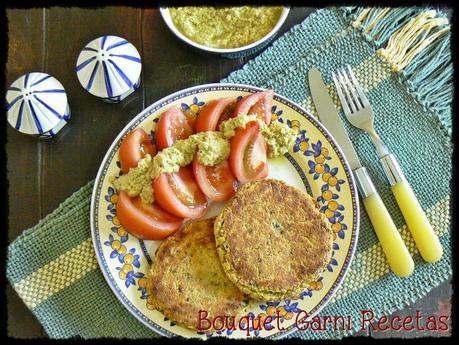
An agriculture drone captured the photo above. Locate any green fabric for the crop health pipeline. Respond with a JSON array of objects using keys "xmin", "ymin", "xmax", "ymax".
[{"xmin": 7, "ymin": 7, "xmax": 452, "ymax": 339}]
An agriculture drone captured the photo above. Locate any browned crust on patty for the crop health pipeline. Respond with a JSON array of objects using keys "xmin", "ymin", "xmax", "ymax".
[
  {"xmin": 214, "ymin": 179, "xmax": 334, "ymax": 300},
  {"xmin": 147, "ymin": 218, "xmax": 248, "ymax": 331}
]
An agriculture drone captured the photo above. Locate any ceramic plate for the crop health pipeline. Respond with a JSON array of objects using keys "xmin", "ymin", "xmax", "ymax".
[{"xmin": 90, "ymin": 83, "xmax": 359, "ymax": 339}]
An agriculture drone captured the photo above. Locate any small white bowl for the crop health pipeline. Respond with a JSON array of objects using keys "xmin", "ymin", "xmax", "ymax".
[{"xmin": 160, "ymin": 6, "xmax": 290, "ymax": 59}]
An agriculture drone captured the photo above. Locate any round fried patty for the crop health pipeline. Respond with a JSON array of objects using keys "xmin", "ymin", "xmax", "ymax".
[
  {"xmin": 147, "ymin": 218, "xmax": 248, "ymax": 331},
  {"xmin": 214, "ymin": 179, "xmax": 333, "ymax": 300}
]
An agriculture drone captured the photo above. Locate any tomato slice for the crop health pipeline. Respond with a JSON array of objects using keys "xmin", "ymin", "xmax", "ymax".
[
  {"xmin": 119, "ymin": 128, "xmax": 156, "ymax": 174},
  {"xmin": 194, "ymin": 97, "xmax": 236, "ymax": 132},
  {"xmin": 153, "ymin": 166, "xmax": 208, "ymax": 219},
  {"xmin": 116, "ymin": 191, "xmax": 183, "ymax": 240},
  {"xmin": 229, "ymin": 121, "xmax": 268, "ymax": 184},
  {"xmin": 192, "ymin": 159, "xmax": 238, "ymax": 202},
  {"xmin": 233, "ymin": 90, "xmax": 274, "ymax": 124},
  {"xmin": 155, "ymin": 107, "xmax": 193, "ymax": 150},
  {"xmin": 193, "ymin": 99, "xmax": 238, "ymax": 202}
]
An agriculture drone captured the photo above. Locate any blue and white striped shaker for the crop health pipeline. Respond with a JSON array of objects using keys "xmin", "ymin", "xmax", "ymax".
[
  {"xmin": 75, "ymin": 35, "xmax": 142, "ymax": 103},
  {"xmin": 6, "ymin": 72, "xmax": 71, "ymax": 139}
]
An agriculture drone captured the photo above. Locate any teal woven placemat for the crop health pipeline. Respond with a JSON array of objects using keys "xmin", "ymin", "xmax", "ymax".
[{"xmin": 7, "ymin": 7, "xmax": 452, "ymax": 339}]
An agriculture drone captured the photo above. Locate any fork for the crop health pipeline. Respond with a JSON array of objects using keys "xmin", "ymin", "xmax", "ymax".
[{"xmin": 333, "ymin": 65, "xmax": 443, "ymax": 263}]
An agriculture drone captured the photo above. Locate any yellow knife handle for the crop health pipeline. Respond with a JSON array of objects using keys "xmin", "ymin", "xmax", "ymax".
[
  {"xmin": 381, "ymin": 154, "xmax": 443, "ymax": 263},
  {"xmin": 362, "ymin": 193, "xmax": 415, "ymax": 277},
  {"xmin": 354, "ymin": 167, "xmax": 414, "ymax": 277}
]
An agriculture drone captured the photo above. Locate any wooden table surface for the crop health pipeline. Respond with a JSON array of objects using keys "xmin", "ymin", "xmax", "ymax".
[{"xmin": 6, "ymin": 6, "xmax": 451, "ymax": 338}]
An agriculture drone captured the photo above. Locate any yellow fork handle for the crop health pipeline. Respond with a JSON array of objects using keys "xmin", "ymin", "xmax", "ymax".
[
  {"xmin": 362, "ymin": 193, "xmax": 415, "ymax": 277},
  {"xmin": 381, "ymin": 154, "xmax": 443, "ymax": 263},
  {"xmin": 391, "ymin": 180, "xmax": 443, "ymax": 263}
]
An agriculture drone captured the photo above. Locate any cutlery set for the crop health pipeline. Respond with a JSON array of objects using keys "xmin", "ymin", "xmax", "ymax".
[{"xmin": 308, "ymin": 66, "xmax": 443, "ymax": 277}]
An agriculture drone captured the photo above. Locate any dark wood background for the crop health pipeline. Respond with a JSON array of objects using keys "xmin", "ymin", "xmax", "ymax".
[{"xmin": 6, "ymin": 7, "xmax": 452, "ymax": 338}]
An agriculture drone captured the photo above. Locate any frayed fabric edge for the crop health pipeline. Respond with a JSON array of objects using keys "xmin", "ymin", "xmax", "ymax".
[{"xmin": 338, "ymin": 7, "xmax": 452, "ymax": 135}]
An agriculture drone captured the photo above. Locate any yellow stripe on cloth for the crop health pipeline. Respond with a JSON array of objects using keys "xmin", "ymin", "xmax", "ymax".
[
  {"xmin": 13, "ymin": 238, "xmax": 98, "ymax": 310},
  {"xmin": 331, "ymin": 196, "xmax": 450, "ymax": 303}
]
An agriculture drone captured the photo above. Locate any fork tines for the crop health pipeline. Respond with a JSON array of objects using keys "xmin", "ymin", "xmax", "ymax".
[{"xmin": 332, "ymin": 65, "xmax": 369, "ymax": 115}]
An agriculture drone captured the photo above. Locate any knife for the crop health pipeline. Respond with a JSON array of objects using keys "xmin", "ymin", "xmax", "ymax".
[{"xmin": 308, "ymin": 68, "xmax": 414, "ymax": 278}]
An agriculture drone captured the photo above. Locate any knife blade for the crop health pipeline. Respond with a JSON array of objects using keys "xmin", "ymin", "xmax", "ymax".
[{"xmin": 308, "ymin": 68, "xmax": 362, "ymax": 171}]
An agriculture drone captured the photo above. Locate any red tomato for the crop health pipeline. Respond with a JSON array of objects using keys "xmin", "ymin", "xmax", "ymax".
[
  {"xmin": 193, "ymin": 98, "xmax": 238, "ymax": 201},
  {"xmin": 195, "ymin": 97, "xmax": 236, "ymax": 132},
  {"xmin": 155, "ymin": 107, "xmax": 193, "ymax": 150},
  {"xmin": 192, "ymin": 159, "xmax": 238, "ymax": 202},
  {"xmin": 233, "ymin": 90, "xmax": 274, "ymax": 124},
  {"xmin": 119, "ymin": 128, "xmax": 156, "ymax": 174},
  {"xmin": 116, "ymin": 191, "xmax": 183, "ymax": 240},
  {"xmin": 229, "ymin": 121, "xmax": 268, "ymax": 184},
  {"xmin": 153, "ymin": 166, "xmax": 208, "ymax": 219}
]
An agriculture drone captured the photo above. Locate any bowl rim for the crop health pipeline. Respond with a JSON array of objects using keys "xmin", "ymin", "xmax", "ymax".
[{"xmin": 159, "ymin": 6, "xmax": 290, "ymax": 53}]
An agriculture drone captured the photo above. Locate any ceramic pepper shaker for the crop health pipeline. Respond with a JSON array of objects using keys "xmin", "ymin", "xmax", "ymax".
[
  {"xmin": 75, "ymin": 35, "xmax": 142, "ymax": 103},
  {"xmin": 6, "ymin": 72, "xmax": 71, "ymax": 139}
]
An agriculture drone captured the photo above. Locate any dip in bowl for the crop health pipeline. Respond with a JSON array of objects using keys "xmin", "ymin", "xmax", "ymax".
[{"xmin": 160, "ymin": 6, "xmax": 290, "ymax": 59}]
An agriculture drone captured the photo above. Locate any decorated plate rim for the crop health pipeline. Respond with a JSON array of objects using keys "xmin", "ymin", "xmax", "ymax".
[{"xmin": 90, "ymin": 83, "xmax": 360, "ymax": 339}]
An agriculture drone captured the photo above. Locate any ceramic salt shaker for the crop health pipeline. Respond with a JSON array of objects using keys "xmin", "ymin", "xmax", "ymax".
[
  {"xmin": 75, "ymin": 35, "xmax": 142, "ymax": 103},
  {"xmin": 6, "ymin": 72, "xmax": 71, "ymax": 139}
]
